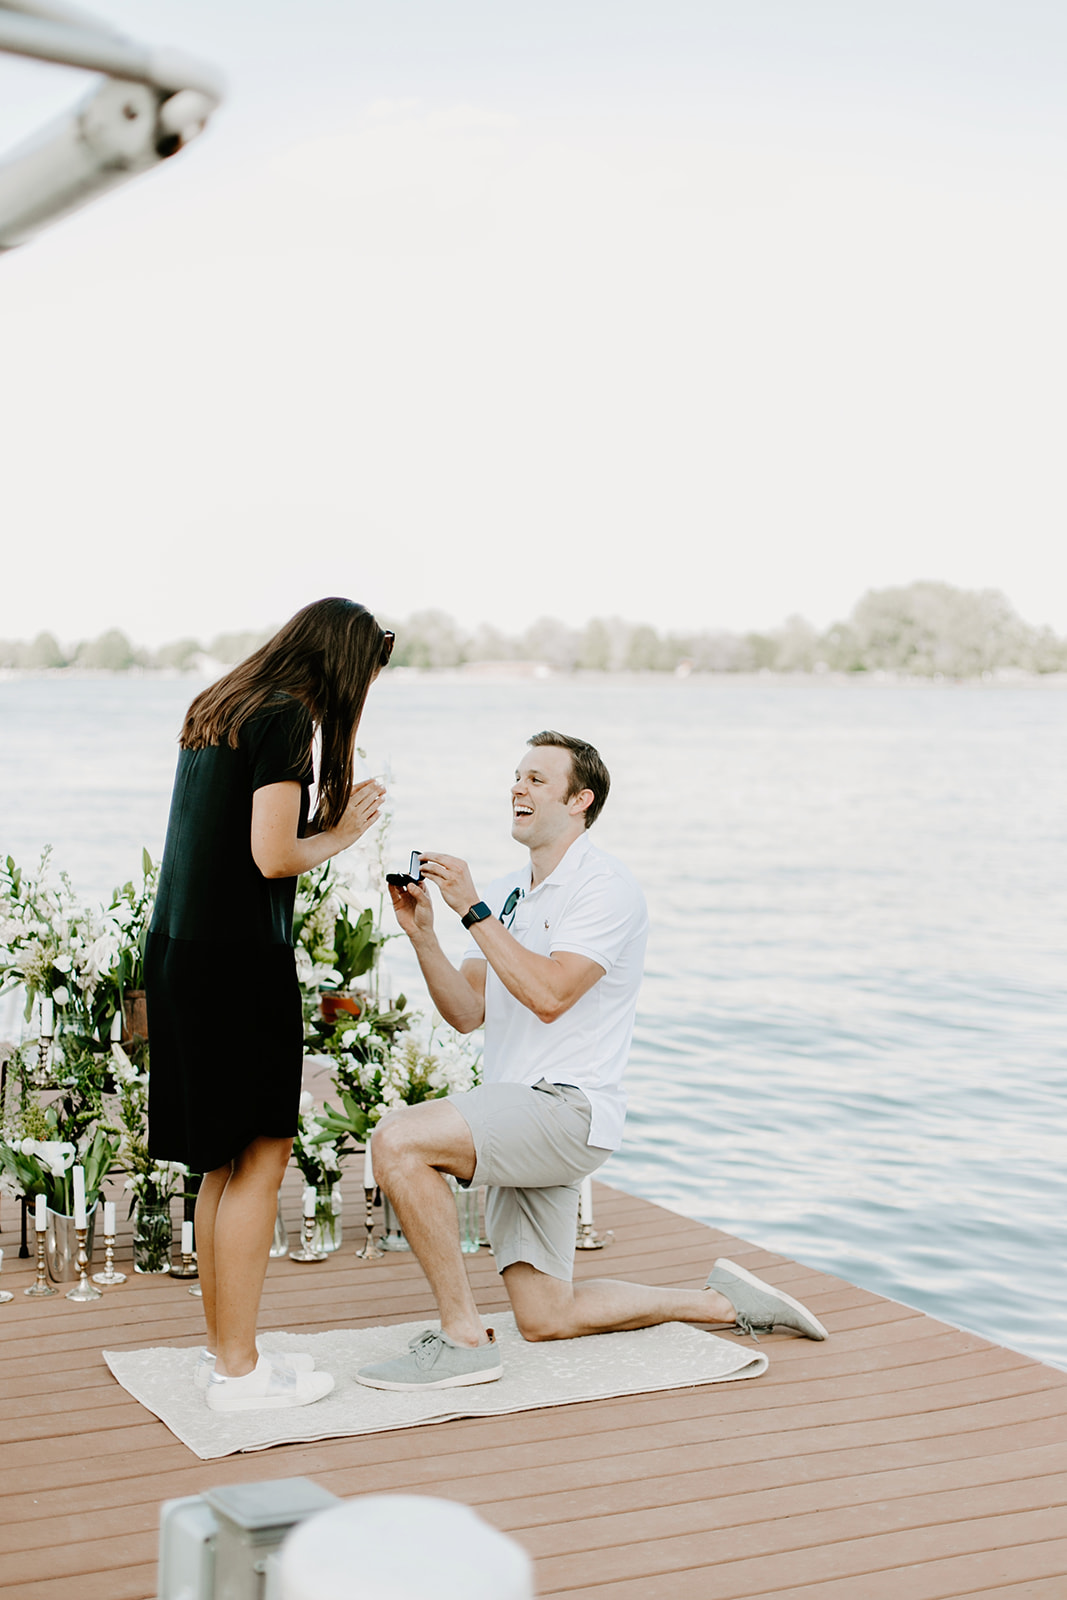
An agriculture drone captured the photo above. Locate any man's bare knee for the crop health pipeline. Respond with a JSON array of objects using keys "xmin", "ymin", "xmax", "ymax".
[
  {"xmin": 505, "ymin": 1265, "xmax": 577, "ymax": 1342},
  {"xmin": 372, "ymin": 1101, "xmax": 476, "ymax": 1184},
  {"xmin": 366, "ymin": 1113, "xmax": 414, "ymax": 1177},
  {"xmin": 513, "ymin": 1307, "xmax": 571, "ymax": 1342}
]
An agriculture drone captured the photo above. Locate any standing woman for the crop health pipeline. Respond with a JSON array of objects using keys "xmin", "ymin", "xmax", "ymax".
[{"xmin": 146, "ymin": 598, "xmax": 393, "ymax": 1412}]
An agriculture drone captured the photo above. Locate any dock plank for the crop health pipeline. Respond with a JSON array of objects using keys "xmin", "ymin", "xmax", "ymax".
[{"xmin": 2, "ymin": 1175, "xmax": 1064, "ymax": 1599}]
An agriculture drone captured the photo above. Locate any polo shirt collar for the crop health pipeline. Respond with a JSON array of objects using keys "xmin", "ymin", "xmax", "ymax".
[{"xmin": 529, "ymin": 830, "xmax": 594, "ymax": 893}]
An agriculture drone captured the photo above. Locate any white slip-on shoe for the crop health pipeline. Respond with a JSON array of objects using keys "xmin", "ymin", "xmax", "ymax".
[
  {"xmin": 205, "ymin": 1353, "xmax": 334, "ymax": 1412},
  {"xmin": 194, "ymin": 1344, "xmax": 316, "ymax": 1390}
]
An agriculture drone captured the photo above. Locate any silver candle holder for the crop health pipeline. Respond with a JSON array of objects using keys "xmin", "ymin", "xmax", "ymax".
[
  {"xmin": 289, "ymin": 1210, "xmax": 327, "ymax": 1263},
  {"xmin": 66, "ymin": 1226, "xmax": 102, "ymax": 1301},
  {"xmin": 169, "ymin": 1248, "xmax": 199, "ymax": 1280},
  {"xmin": 91, "ymin": 1228, "xmax": 126, "ymax": 1286},
  {"xmin": 24, "ymin": 1229, "xmax": 58, "ymax": 1297},
  {"xmin": 356, "ymin": 1186, "xmax": 383, "ymax": 1260}
]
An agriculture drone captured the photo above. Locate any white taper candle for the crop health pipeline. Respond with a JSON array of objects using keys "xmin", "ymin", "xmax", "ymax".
[
  {"xmin": 39, "ymin": 997, "xmax": 54, "ymax": 1037},
  {"xmin": 35, "ymin": 1192, "xmax": 47, "ymax": 1231},
  {"xmin": 302, "ymin": 1186, "xmax": 316, "ymax": 1219},
  {"xmin": 104, "ymin": 1200, "xmax": 116, "ymax": 1236},
  {"xmin": 363, "ymin": 1135, "xmax": 374, "ymax": 1189},
  {"xmin": 110, "ymin": 1010, "xmax": 123, "ymax": 1042},
  {"xmin": 181, "ymin": 1219, "xmax": 194, "ymax": 1255},
  {"xmin": 72, "ymin": 1165, "xmax": 87, "ymax": 1230},
  {"xmin": 579, "ymin": 1177, "xmax": 593, "ymax": 1226}
]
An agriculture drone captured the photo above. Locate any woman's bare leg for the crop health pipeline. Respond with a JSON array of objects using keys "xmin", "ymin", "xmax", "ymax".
[
  {"xmin": 194, "ymin": 1163, "xmax": 231, "ymax": 1353},
  {"xmin": 208, "ymin": 1135, "xmax": 293, "ymax": 1377}
]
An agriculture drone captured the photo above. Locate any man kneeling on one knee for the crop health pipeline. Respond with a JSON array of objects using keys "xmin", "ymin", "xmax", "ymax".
[{"xmin": 356, "ymin": 730, "xmax": 827, "ymax": 1392}]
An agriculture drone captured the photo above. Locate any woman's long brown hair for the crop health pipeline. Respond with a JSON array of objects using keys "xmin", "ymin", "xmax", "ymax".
[{"xmin": 180, "ymin": 598, "xmax": 393, "ymax": 832}]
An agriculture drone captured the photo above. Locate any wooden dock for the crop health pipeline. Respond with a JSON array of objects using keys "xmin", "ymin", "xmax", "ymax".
[{"xmin": 2, "ymin": 1177, "xmax": 1065, "ymax": 1599}]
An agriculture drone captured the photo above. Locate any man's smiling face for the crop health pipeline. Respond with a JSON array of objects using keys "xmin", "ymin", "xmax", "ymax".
[{"xmin": 510, "ymin": 745, "xmax": 590, "ymax": 850}]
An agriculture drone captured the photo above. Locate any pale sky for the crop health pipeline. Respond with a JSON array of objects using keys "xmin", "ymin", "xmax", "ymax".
[{"xmin": 1, "ymin": 1, "xmax": 1065, "ymax": 648}]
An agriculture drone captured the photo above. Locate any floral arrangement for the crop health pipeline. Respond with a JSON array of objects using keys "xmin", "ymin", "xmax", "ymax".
[
  {"xmin": 291, "ymin": 1089, "xmax": 345, "ymax": 1250},
  {"xmin": 313, "ymin": 1019, "xmax": 481, "ymax": 1151},
  {"xmin": 293, "ymin": 857, "xmax": 387, "ymax": 1010},
  {"xmin": 0, "ymin": 793, "xmax": 484, "ymax": 1235},
  {"xmin": 0, "ymin": 849, "xmax": 156, "ymax": 1218},
  {"xmin": 0, "ymin": 848, "xmax": 157, "ymax": 1044},
  {"xmin": 110, "ymin": 1042, "xmax": 187, "ymax": 1210},
  {"xmin": 0, "ymin": 1032, "xmax": 121, "ymax": 1214},
  {"xmin": 0, "ymin": 1111, "xmax": 119, "ymax": 1216},
  {"xmin": 292, "ymin": 1090, "xmax": 342, "ymax": 1190}
]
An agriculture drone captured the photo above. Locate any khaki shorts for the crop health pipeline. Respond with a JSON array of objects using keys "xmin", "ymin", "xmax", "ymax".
[{"xmin": 449, "ymin": 1079, "xmax": 612, "ymax": 1281}]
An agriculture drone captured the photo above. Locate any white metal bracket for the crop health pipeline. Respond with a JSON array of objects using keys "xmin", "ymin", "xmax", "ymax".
[{"xmin": 0, "ymin": 0, "xmax": 224, "ymax": 249}]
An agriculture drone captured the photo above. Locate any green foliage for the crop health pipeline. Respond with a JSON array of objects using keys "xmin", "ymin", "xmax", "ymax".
[
  {"xmin": 308, "ymin": 1089, "xmax": 372, "ymax": 1153},
  {"xmin": 333, "ymin": 906, "xmax": 381, "ymax": 981},
  {"xmin": 4, "ymin": 585, "xmax": 1066, "ymax": 678}
]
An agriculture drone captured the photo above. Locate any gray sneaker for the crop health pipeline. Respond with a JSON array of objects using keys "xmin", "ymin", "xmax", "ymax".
[
  {"xmin": 356, "ymin": 1328, "xmax": 502, "ymax": 1391},
  {"xmin": 706, "ymin": 1258, "xmax": 828, "ymax": 1341}
]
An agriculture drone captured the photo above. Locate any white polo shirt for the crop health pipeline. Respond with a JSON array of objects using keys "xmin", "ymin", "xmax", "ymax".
[{"xmin": 463, "ymin": 831, "xmax": 648, "ymax": 1152}]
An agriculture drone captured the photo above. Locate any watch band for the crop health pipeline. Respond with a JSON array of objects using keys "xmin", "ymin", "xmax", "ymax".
[{"xmin": 461, "ymin": 900, "xmax": 492, "ymax": 930}]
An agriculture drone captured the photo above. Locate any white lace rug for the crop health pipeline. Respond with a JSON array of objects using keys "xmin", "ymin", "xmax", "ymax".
[{"xmin": 103, "ymin": 1314, "xmax": 768, "ymax": 1459}]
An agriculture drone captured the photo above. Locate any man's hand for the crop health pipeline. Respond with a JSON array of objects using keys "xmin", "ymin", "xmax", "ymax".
[
  {"xmin": 387, "ymin": 868, "xmax": 486, "ymax": 1033},
  {"xmin": 387, "ymin": 878, "xmax": 436, "ymax": 943},
  {"xmin": 418, "ymin": 852, "xmax": 481, "ymax": 919}
]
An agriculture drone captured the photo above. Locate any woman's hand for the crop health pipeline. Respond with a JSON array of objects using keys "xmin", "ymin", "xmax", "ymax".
[
  {"xmin": 251, "ymin": 778, "xmax": 386, "ymax": 878},
  {"xmin": 334, "ymin": 779, "xmax": 386, "ymax": 849}
]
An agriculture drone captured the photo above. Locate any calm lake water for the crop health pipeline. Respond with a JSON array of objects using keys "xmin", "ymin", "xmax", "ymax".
[{"xmin": 1, "ymin": 672, "xmax": 1063, "ymax": 1369}]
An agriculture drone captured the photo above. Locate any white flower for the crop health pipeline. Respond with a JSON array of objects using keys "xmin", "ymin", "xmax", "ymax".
[
  {"xmin": 299, "ymin": 1090, "xmax": 315, "ymax": 1116},
  {"xmin": 25, "ymin": 1140, "xmax": 76, "ymax": 1174},
  {"xmin": 52, "ymin": 952, "xmax": 72, "ymax": 974},
  {"xmin": 110, "ymin": 1042, "xmax": 139, "ymax": 1084},
  {"xmin": 81, "ymin": 931, "xmax": 121, "ymax": 983},
  {"xmin": 52, "ymin": 985, "xmax": 70, "ymax": 1005}
]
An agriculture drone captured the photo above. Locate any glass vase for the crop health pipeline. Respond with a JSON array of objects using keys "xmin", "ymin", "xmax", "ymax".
[
  {"xmin": 269, "ymin": 1193, "xmax": 289, "ymax": 1257},
  {"xmin": 133, "ymin": 1200, "xmax": 173, "ymax": 1274},
  {"xmin": 447, "ymin": 1176, "xmax": 481, "ymax": 1254},
  {"xmin": 45, "ymin": 1203, "xmax": 98, "ymax": 1282},
  {"xmin": 380, "ymin": 1193, "xmax": 410, "ymax": 1251},
  {"xmin": 311, "ymin": 1185, "xmax": 342, "ymax": 1254}
]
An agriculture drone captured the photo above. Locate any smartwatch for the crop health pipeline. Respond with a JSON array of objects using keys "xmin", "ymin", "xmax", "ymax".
[{"xmin": 461, "ymin": 900, "xmax": 492, "ymax": 930}]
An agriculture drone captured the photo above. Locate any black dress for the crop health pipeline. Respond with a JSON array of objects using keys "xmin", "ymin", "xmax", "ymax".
[{"xmin": 145, "ymin": 695, "xmax": 315, "ymax": 1173}]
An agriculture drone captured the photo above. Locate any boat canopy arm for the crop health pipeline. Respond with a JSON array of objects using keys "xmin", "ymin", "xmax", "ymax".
[{"xmin": 0, "ymin": 0, "xmax": 224, "ymax": 249}]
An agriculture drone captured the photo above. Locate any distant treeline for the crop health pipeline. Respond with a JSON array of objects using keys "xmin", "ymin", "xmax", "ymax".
[{"xmin": 3, "ymin": 582, "xmax": 1065, "ymax": 678}]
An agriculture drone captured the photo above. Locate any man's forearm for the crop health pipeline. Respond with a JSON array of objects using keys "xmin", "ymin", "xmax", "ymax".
[
  {"xmin": 410, "ymin": 933, "xmax": 485, "ymax": 1033},
  {"xmin": 467, "ymin": 916, "xmax": 598, "ymax": 1024}
]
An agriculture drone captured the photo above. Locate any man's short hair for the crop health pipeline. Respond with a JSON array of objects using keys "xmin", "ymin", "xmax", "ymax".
[{"xmin": 527, "ymin": 730, "xmax": 610, "ymax": 828}]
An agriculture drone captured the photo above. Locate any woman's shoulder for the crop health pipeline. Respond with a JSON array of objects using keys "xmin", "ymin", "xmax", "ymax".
[{"xmin": 242, "ymin": 693, "xmax": 315, "ymax": 739}]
